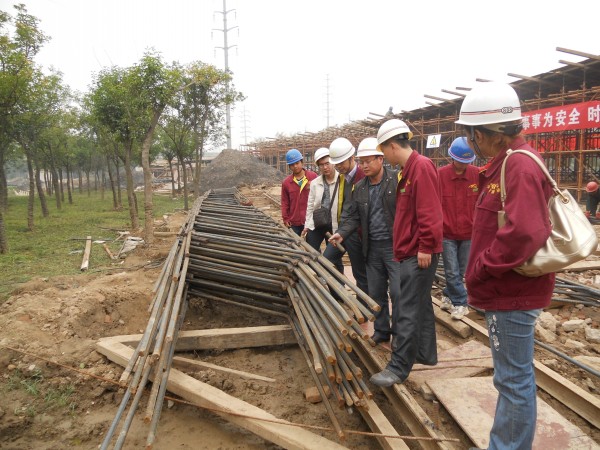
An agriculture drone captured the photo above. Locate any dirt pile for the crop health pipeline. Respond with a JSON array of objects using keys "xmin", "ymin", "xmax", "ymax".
[{"xmin": 199, "ymin": 149, "xmax": 285, "ymax": 193}]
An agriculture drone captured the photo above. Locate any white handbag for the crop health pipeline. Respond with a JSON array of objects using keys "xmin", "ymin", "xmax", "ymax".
[{"xmin": 498, "ymin": 149, "xmax": 598, "ymax": 277}]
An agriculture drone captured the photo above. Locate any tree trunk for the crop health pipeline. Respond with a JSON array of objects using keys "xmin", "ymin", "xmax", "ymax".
[
  {"xmin": 52, "ymin": 166, "xmax": 61, "ymax": 210},
  {"xmin": 100, "ymin": 168, "xmax": 105, "ymax": 201},
  {"xmin": 0, "ymin": 210, "xmax": 8, "ymax": 254},
  {"xmin": 85, "ymin": 170, "xmax": 91, "ymax": 197},
  {"xmin": 168, "ymin": 158, "xmax": 175, "ymax": 197},
  {"xmin": 45, "ymin": 170, "xmax": 51, "ymax": 196},
  {"xmin": 78, "ymin": 169, "xmax": 82, "ymax": 193},
  {"xmin": 66, "ymin": 164, "xmax": 73, "ymax": 205},
  {"xmin": 179, "ymin": 156, "xmax": 189, "ymax": 211},
  {"xmin": 115, "ymin": 156, "xmax": 122, "ymax": 208},
  {"xmin": 59, "ymin": 168, "xmax": 65, "ymax": 203},
  {"xmin": 106, "ymin": 154, "xmax": 118, "ymax": 210},
  {"xmin": 34, "ymin": 162, "xmax": 49, "ymax": 218},
  {"xmin": 0, "ymin": 149, "xmax": 7, "ymax": 213},
  {"xmin": 26, "ymin": 153, "xmax": 35, "ymax": 231},
  {"xmin": 141, "ymin": 108, "xmax": 164, "ymax": 245},
  {"xmin": 123, "ymin": 145, "xmax": 139, "ymax": 230}
]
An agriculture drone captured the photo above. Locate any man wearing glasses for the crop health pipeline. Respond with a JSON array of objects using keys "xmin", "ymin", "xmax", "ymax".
[{"xmin": 328, "ymin": 138, "xmax": 400, "ymax": 345}]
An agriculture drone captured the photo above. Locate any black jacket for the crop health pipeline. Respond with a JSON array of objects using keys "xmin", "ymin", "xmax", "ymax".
[{"xmin": 336, "ymin": 166, "xmax": 399, "ymax": 257}]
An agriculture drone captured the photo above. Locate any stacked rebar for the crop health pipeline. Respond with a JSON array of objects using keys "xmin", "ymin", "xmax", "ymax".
[
  {"xmin": 186, "ymin": 188, "xmax": 382, "ymax": 439},
  {"xmin": 100, "ymin": 195, "xmax": 202, "ymax": 450},
  {"xmin": 101, "ymin": 186, "xmax": 383, "ymax": 446}
]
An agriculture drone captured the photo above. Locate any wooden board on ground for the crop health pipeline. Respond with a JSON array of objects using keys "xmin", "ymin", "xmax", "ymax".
[
  {"xmin": 99, "ymin": 325, "xmax": 296, "ymax": 350},
  {"xmin": 562, "ymin": 259, "xmax": 600, "ymax": 272},
  {"xmin": 431, "ymin": 297, "xmax": 473, "ymax": 338},
  {"xmin": 172, "ymin": 355, "xmax": 277, "ymax": 383},
  {"xmin": 427, "ymin": 376, "xmax": 598, "ymax": 450},
  {"xmin": 408, "ymin": 340, "xmax": 492, "ymax": 391},
  {"xmin": 96, "ymin": 338, "xmax": 348, "ymax": 450}
]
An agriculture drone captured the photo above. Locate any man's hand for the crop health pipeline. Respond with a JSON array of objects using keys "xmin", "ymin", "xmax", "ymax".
[
  {"xmin": 328, "ymin": 233, "xmax": 344, "ymax": 247},
  {"xmin": 301, "ymin": 228, "xmax": 309, "ymax": 238},
  {"xmin": 284, "ymin": 221, "xmax": 292, "ymax": 228},
  {"xmin": 417, "ymin": 252, "xmax": 431, "ymax": 269}
]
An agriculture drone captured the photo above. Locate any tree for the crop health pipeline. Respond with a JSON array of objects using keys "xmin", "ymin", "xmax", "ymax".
[{"xmin": 0, "ymin": 4, "xmax": 48, "ymax": 252}]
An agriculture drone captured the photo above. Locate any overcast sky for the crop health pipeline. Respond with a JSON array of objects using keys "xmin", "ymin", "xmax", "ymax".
[{"xmin": 3, "ymin": 0, "xmax": 599, "ymax": 150}]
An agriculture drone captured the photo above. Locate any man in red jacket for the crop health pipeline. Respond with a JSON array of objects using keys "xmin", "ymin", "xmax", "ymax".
[
  {"xmin": 370, "ymin": 119, "xmax": 443, "ymax": 387},
  {"xmin": 438, "ymin": 137, "xmax": 479, "ymax": 320},
  {"xmin": 281, "ymin": 149, "xmax": 318, "ymax": 236}
]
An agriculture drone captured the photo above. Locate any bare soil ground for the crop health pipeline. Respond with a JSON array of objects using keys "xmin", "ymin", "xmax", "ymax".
[{"xmin": 1, "ymin": 186, "xmax": 599, "ymax": 450}]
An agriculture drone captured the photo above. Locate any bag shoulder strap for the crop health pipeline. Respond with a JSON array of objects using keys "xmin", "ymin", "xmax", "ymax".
[
  {"xmin": 500, "ymin": 149, "xmax": 559, "ymax": 208},
  {"xmin": 328, "ymin": 177, "xmax": 340, "ymax": 212}
]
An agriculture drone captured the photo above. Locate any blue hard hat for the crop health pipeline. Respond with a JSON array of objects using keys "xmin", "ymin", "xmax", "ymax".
[
  {"xmin": 286, "ymin": 148, "xmax": 303, "ymax": 165},
  {"xmin": 448, "ymin": 137, "xmax": 476, "ymax": 163}
]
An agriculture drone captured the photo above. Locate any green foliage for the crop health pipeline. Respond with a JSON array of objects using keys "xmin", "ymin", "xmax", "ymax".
[
  {"xmin": 2, "ymin": 368, "xmax": 77, "ymax": 416},
  {"xmin": 0, "ymin": 190, "xmax": 185, "ymax": 301}
]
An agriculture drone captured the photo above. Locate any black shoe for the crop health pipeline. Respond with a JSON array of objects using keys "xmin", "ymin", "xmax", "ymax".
[
  {"xmin": 370, "ymin": 369, "xmax": 403, "ymax": 387},
  {"xmin": 371, "ymin": 333, "xmax": 390, "ymax": 344}
]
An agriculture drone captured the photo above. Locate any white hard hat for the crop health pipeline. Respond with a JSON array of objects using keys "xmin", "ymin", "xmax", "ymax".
[
  {"xmin": 376, "ymin": 119, "xmax": 413, "ymax": 150},
  {"xmin": 455, "ymin": 82, "xmax": 522, "ymax": 127},
  {"xmin": 329, "ymin": 137, "xmax": 355, "ymax": 165},
  {"xmin": 314, "ymin": 147, "xmax": 330, "ymax": 163},
  {"xmin": 356, "ymin": 137, "xmax": 383, "ymax": 158}
]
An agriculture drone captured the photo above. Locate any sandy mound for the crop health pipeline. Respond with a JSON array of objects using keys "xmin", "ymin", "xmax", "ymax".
[{"xmin": 199, "ymin": 149, "xmax": 285, "ymax": 193}]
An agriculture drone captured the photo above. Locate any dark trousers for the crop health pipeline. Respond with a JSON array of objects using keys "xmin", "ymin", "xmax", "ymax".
[
  {"xmin": 290, "ymin": 225, "xmax": 304, "ymax": 236},
  {"xmin": 388, "ymin": 254, "xmax": 439, "ymax": 382},
  {"xmin": 365, "ymin": 239, "xmax": 400, "ymax": 338},
  {"xmin": 587, "ymin": 192, "xmax": 600, "ymax": 216},
  {"xmin": 323, "ymin": 231, "xmax": 368, "ymax": 294},
  {"xmin": 306, "ymin": 227, "xmax": 343, "ymax": 272}
]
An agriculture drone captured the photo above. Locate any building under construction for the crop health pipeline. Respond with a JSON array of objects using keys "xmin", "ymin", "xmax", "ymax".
[{"xmin": 242, "ymin": 47, "xmax": 600, "ymax": 202}]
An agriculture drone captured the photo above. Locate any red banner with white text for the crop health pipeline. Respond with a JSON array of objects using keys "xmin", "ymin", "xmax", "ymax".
[{"xmin": 522, "ymin": 101, "xmax": 600, "ymax": 134}]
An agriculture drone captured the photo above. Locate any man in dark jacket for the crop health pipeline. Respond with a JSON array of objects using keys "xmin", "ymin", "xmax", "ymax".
[{"xmin": 329, "ymin": 138, "xmax": 399, "ymax": 344}]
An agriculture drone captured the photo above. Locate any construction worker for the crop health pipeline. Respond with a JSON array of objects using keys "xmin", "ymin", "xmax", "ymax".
[
  {"xmin": 329, "ymin": 137, "xmax": 399, "ymax": 344},
  {"xmin": 324, "ymin": 137, "xmax": 369, "ymax": 295},
  {"xmin": 281, "ymin": 149, "xmax": 318, "ymax": 236},
  {"xmin": 302, "ymin": 148, "xmax": 343, "ymax": 272},
  {"xmin": 369, "ymin": 119, "xmax": 443, "ymax": 388},
  {"xmin": 585, "ymin": 181, "xmax": 600, "ymax": 219},
  {"xmin": 438, "ymin": 137, "xmax": 479, "ymax": 320},
  {"xmin": 456, "ymin": 82, "xmax": 555, "ymax": 450}
]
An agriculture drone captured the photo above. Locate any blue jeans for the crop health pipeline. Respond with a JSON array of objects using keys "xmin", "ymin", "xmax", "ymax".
[
  {"xmin": 485, "ymin": 309, "xmax": 541, "ymax": 450},
  {"xmin": 306, "ymin": 227, "xmax": 343, "ymax": 272},
  {"xmin": 388, "ymin": 254, "xmax": 438, "ymax": 381},
  {"xmin": 441, "ymin": 238, "xmax": 470, "ymax": 306},
  {"xmin": 323, "ymin": 232, "xmax": 369, "ymax": 294},
  {"xmin": 365, "ymin": 239, "xmax": 400, "ymax": 338}
]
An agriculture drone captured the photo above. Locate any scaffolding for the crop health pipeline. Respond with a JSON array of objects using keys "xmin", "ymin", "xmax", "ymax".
[{"xmin": 241, "ymin": 48, "xmax": 600, "ymax": 202}]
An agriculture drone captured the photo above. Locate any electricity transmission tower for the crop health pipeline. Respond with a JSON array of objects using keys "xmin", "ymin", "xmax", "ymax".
[
  {"xmin": 324, "ymin": 74, "xmax": 332, "ymax": 128},
  {"xmin": 214, "ymin": 0, "xmax": 238, "ymax": 149}
]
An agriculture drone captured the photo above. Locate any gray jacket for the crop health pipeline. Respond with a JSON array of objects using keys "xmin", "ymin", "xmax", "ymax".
[{"xmin": 336, "ymin": 166, "xmax": 399, "ymax": 257}]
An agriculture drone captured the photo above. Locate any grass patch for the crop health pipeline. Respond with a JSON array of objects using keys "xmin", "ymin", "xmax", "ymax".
[
  {"xmin": 0, "ymin": 190, "xmax": 185, "ymax": 301},
  {"xmin": 2, "ymin": 368, "xmax": 77, "ymax": 416}
]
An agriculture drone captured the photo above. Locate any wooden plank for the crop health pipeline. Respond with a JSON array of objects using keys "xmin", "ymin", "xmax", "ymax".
[
  {"xmin": 408, "ymin": 340, "xmax": 492, "ymax": 391},
  {"xmin": 80, "ymin": 235, "xmax": 92, "ymax": 271},
  {"xmin": 96, "ymin": 339, "xmax": 348, "ymax": 450},
  {"xmin": 172, "ymin": 356, "xmax": 277, "ymax": 383},
  {"xmin": 351, "ymin": 335, "xmax": 454, "ymax": 450},
  {"xmin": 357, "ymin": 399, "xmax": 410, "ymax": 450},
  {"xmin": 431, "ymin": 297, "xmax": 473, "ymax": 338},
  {"xmin": 562, "ymin": 259, "xmax": 600, "ymax": 272},
  {"xmin": 99, "ymin": 325, "xmax": 297, "ymax": 350},
  {"xmin": 428, "ymin": 376, "xmax": 598, "ymax": 450},
  {"xmin": 458, "ymin": 315, "xmax": 600, "ymax": 429}
]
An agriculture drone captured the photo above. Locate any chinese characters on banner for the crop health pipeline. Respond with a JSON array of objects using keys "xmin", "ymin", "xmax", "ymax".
[{"xmin": 522, "ymin": 101, "xmax": 600, "ymax": 134}]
